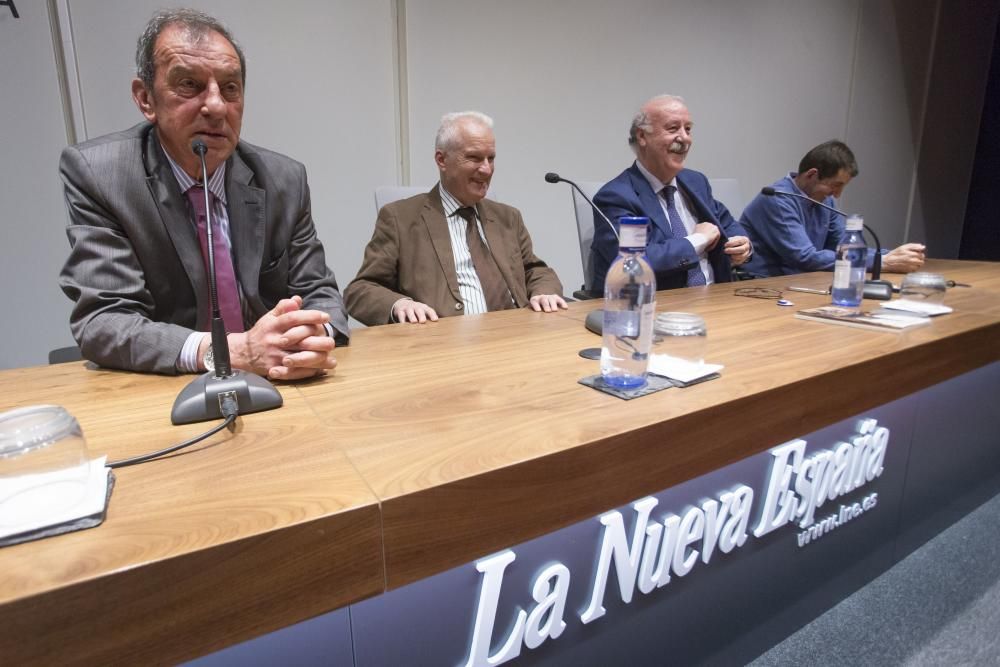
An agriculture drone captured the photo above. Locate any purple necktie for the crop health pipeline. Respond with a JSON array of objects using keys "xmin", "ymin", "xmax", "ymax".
[
  {"xmin": 186, "ymin": 185, "xmax": 244, "ymax": 332},
  {"xmin": 663, "ymin": 185, "xmax": 707, "ymax": 287}
]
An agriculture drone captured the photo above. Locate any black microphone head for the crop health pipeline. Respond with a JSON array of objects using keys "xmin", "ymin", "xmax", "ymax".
[
  {"xmin": 191, "ymin": 139, "xmax": 208, "ymax": 156},
  {"xmin": 544, "ymin": 172, "xmax": 562, "ymax": 184},
  {"xmin": 761, "ymin": 187, "xmax": 776, "ymax": 196}
]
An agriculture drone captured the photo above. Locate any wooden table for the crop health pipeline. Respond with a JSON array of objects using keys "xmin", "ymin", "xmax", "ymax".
[
  {"xmin": 0, "ymin": 369, "xmax": 383, "ymax": 664},
  {"xmin": 1, "ymin": 259, "xmax": 997, "ymax": 663}
]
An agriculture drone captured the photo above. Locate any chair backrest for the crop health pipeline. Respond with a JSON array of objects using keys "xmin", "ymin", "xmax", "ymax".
[
  {"xmin": 48, "ymin": 345, "xmax": 82, "ymax": 364},
  {"xmin": 374, "ymin": 186, "xmax": 428, "ymax": 213},
  {"xmin": 571, "ymin": 181, "xmax": 605, "ymax": 296},
  {"xmin": 707, "ymin": 177, "xmax": 744, "ymax": 219}
]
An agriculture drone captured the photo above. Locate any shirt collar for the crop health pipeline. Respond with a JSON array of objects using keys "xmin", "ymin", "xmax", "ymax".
[
  {"xmin": 161, "ymin": 141, "xmax": 228, "ymax": 205},
  {"xmin": 438, "ymin": 183, "xmax": 475, "ymax": 218},
  {"xmin": 635, "ymin": 159, "xmax": 677, "ymax": 195}
]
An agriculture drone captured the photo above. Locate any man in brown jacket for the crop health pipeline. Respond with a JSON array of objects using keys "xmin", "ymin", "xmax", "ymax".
[{"xmin": 345, "ymin": 111, "xmax": 565, "ymax": 325}]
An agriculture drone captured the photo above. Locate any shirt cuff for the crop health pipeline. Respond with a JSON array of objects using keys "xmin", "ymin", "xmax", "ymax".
[
  {"xmin": 687, "ymin": 233, "xmax": 708, "ymax": 255},
  {"xmin": 177, "ymin": 332, "xmax": 210, "ymax": 373}
]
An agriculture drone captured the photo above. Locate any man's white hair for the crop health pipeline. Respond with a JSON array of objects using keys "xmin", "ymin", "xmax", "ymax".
[
  {"xmin": 628, "ymin": 94, "xmax": 686, "ymax": 153},
  {"xmin": 435, "ymin": 111, "xmax": 495, "ymax": 152}
]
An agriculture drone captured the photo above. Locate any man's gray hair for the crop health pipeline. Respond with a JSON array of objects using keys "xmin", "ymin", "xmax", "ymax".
[
  {"xmin": 135, "ymin": 8, "xmax": 246, "ymax": 91},
  {"xmin": 435, "ymin": 111, "xmax": 494, "ymax": 152},
  {"xmin": 628, "ymin": 94, "xmax": 686, "ymax": 151}
]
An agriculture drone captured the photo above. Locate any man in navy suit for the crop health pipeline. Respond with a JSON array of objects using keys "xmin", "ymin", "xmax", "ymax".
[{"xmin": 590, "ymin": 95, "xmax": 752, "ymax": 292}]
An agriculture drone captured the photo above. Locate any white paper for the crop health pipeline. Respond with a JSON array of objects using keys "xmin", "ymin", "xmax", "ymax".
[
  {"xmin": 881, "ymin": 299, "xmax": 953, "ymax": 316},
  {"xmin": 0, "ymin": 456, "xmax": 109, "ymax": 538},
  {"xmin": 648, "ymin": 354, "xmax": 724, "ymax": 383}
]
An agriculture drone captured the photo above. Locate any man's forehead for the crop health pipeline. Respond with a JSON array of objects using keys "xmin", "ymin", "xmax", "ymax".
[
  {"xmin": 456, "ymin": 124, "xmax": 495, "ymax": 149},
  {"xmin": 154, "ymin": 25, "xmax": 240, "ymax": 67},
  {"xmin": 648, "ymin": 101, "xmax": 690, "ymax": 123},
  {"xmin": 823, "ymin": 169, "xmax": 852, "ymax": 184}
]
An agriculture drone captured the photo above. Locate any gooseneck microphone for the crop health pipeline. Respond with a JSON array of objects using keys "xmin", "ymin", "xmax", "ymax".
[
  {"xmin": 760, "ymin": 187, "xmax": 893, "ymax": 299},
  {"xmin": 192, "ymin": 139, "xmax": 232, "ymax": 377},
  {"xmin": 171, "ymin": 139, "xmax": 283, "ymax": 425},
  {"xmin": 545, "ymin": 172, "xmax": 619, "ymax": 242}
]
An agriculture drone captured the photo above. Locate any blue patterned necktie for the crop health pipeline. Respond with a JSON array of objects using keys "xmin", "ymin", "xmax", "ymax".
[{"xmin": 663, "ymin": 184, "xmax": 707, "ymax": 287}]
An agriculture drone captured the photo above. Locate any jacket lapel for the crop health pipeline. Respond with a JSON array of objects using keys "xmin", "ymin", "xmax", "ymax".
[
  {"xmin": 676, "ymin": 171, "xmax": 719, "ymax": 226},
  {"xmin": 628, "ymin": 163, "xmax": 671, "ymax": 239},
  {"xmin": 423, "ymin": 186, "xmax": 463, "ymax": 301},
  {"xmin": 142, "ymin": 129, "xmax": 207, "ymax": 329},
  {"xmin": 226, "ymin": 150, "xmax": 265, "ymax": 307},
  {"xmin": 477, "ymin": 203, "xmax": 523, "ymax": 306}
]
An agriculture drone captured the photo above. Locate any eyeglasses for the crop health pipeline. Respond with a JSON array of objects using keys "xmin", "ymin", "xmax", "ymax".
[{"xmin": 734, "ymin": 287, "xmax": 783, "ymax": 300}]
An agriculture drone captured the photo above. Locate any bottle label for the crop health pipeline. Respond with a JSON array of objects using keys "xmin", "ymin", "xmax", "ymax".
[
  {"xmin": 833, "ymin": 259, "xmax": 851, "ymax": 289},
  {"xmin": 619, "ymin": 224, "xmax": 648, "ymax": 250}
]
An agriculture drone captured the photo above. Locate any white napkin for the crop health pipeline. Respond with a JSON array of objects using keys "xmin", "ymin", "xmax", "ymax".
[
  {"xmin": 648, "ymin": 354, "xmax": 723, "ymax": 383},
  {"xmin": 881, "ymin": 299, "xmax": 953, "ymax": 316},
  {"xmin": 0, "ymin": 456, "xmax": 109, "ymax": 539}
]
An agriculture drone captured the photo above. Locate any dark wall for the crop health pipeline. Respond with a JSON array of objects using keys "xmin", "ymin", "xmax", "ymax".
[{"xmin": 961, "ymin": 15, "xmax": 1000, "ymax": 260}]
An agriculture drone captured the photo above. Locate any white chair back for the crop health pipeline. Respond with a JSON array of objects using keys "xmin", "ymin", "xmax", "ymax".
[
  {"xmin": 374, "ymin": 186, "xmax": 428, "ymax": 213},
  {"xmin": 570, "ymin": 181, "xmax": 605, "ymax": 296}
]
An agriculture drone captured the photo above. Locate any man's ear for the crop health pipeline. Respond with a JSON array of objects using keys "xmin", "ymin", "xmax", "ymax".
[
  {"xmin": 131, "ymin": 79, "xmax": 156, "ymax": 123},
  {"xmin": 434, "ymin": 149, "xmax": 446, "ymax": 171}
]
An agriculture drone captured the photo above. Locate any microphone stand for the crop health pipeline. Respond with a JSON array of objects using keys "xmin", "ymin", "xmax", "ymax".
[
  {"xmin": 546, "ymin": 172, "xmax": 617, "ymax": 359},
  {"xmin": 171, "ymin": 141, "xmax": 283, "ymax": 425},
  {"xmin": 760, "ymin": 188, "xmax": 894, "ymax": 300}
]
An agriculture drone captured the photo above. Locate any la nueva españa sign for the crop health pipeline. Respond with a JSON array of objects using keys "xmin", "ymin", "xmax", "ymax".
[{"xmin": 463, "ymin": 418, "xmax": 889, "ymax": 666}]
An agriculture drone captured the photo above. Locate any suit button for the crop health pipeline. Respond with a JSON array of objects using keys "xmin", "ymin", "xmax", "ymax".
[{"xmin": 455, "ymin": 303, "xmax": 463, "ymax": 310}]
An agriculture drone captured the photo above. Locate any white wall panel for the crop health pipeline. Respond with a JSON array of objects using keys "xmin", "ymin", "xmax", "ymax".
[{"xmin": 0, "ymin": 2, "xmax": 74, "ymax": 369}]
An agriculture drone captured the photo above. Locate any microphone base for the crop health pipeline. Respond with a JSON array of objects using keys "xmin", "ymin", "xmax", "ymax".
[
  {"xmin": 863, "ymin": 280, "xmax": 894, "ymax": 301},
  {"xmin": 171, "ymin": 370, "xmax": 283, "ymax": 425}
]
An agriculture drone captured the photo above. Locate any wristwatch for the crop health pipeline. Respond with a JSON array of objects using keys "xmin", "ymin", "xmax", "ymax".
[{"xmin": 202, "ymin": 344, "xmax": 215, "ymax": 372}]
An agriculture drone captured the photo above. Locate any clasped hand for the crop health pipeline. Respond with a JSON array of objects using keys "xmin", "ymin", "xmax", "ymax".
[{"xmin": 228, "ymin": 295, "xmax": 337, "ymax": 380}]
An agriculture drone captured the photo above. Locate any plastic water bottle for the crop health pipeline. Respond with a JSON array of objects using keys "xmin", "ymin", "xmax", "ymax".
[
  {"xmin": 601, "ymin": 217, "xmax": 657, "ymax": 388},
  {"xmin": 831, "ymin": 214, "xmax": 867, "ymax": 307}
]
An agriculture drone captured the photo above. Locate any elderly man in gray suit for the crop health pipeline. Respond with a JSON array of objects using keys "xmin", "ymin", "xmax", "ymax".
[
  {"xmin": 59, "ymin": 8, "xmax": 347, "ymax": 381},
  {"xmin": 345, "ymin": 111, "xmax": 566, "ymax": 325}
]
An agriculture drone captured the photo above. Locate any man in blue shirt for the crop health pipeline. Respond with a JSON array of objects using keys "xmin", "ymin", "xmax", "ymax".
[{"xmin": 741, "ymin": 140, "xmax": 925, "ymax": 277}]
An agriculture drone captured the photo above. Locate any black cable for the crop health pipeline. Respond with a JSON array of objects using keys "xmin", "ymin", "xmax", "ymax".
[{"xmin": 108, "ymin": 414, "xmax": 236, "ymax": 469}]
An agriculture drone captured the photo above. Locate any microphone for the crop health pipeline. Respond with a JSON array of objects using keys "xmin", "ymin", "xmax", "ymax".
[
  {"xmin": 171, "ymin": 140, "xmax": 283, "ymax": 424},
  {"xmin": 546, "ymin": 172, "xmax": 610, "ymax": 355},
  {"xmin": 545, "ymin": 172, "xmax": 619, "ymax": 242},
  {"xmin": 759, "ymin": 187, "xmax": 893, "ymax": 299}
]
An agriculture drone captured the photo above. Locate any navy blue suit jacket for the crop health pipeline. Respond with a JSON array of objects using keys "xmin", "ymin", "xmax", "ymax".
[{"xmin": 589, "ymin": 163, "xmax": 746, "ymax": 292}]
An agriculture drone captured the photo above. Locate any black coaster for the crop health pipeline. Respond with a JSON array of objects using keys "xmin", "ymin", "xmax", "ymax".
[{"xmin": 579, "ymin": 373, "xmax": 675, "ymax": 399}]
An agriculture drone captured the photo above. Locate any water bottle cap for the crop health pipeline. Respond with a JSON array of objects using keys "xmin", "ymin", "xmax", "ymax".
[
  {"xmin": 845, "ymin": 214, "xmax": 863, "ymax": 231},
  {"xmin": 617, "ymin": 216, "xmax": 649, "ymax": 227}
]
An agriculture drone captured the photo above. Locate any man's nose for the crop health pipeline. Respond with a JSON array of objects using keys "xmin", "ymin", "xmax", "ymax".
[{"xmin": 200, "ymin": 82, "xmax": 226, "ymax": 116}]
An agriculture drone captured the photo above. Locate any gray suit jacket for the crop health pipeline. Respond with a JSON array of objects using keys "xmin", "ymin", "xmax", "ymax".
[
  {"xmin": 59, "ymin": 122, "xmax": 349, "ymax": 374},
  {"xmin": 344, "ymin": 187, "xmax": 563, "ymax": 325}
]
